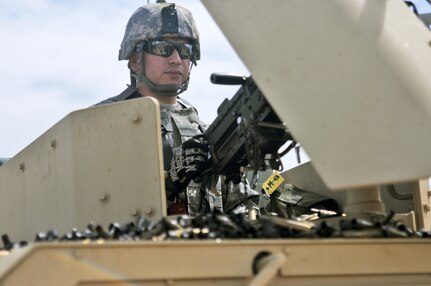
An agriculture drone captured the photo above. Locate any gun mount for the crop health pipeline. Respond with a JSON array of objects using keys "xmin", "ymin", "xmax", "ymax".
[{"xmin": 205, "ymin": 73, "xmax": 292, "ymax": 176}]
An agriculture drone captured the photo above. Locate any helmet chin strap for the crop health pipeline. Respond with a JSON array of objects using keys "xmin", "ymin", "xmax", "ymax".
[{"xmin": 134, "ymin": 73, "xmax": 190, "ymax": 97}]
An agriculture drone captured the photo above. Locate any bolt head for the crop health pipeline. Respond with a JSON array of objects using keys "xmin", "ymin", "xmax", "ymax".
[{"xmin": 99, "ymin": 193, "xmax": 110, "ymax": 204}]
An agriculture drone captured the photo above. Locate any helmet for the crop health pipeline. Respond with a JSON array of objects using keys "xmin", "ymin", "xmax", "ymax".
[{"xmin": 119, "ymin": 2, "xmax": 200, "ymax": 64}]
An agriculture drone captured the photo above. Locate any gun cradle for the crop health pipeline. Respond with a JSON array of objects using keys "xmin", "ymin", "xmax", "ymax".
[{"xmin": 205, "ymin": 76, "xmax": 292, "ymax": 175}]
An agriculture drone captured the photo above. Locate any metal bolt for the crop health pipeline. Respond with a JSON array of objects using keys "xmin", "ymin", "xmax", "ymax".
[
  {"xmin": 423, "ymin": 204, "xmax": 430, "ymax": 213},
  {"xmin": 99, "ymin": 193, "xmax": 110, "ymax": 204},
  {"xmin": 131, "ymin": 114, "xmax": 141, "ymax": 123},
  {"xmin": 143, "ymin": 207, "xmax": 154, "ymax": 217},
  {"xmin": 131, "ymin": 209, "xmax": 141, "ymax": 217}
]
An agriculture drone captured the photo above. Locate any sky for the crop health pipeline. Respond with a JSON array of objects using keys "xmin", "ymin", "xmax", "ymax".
[
  {"xmin": 1, "ymin": 0, "xmax": 430, "ymax": 170},
  {"xmin": 0, "ymin": 1, "xmax": 249, "ymax": 154},
  {"xmin": 0, "ymin": 0, "xmax": 309, "ymax": 170}
]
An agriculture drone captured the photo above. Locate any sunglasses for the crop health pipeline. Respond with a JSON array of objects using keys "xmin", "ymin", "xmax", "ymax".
[{"xmin": 139, "ymin": 40, "xmax": 194, "ymax": 60}]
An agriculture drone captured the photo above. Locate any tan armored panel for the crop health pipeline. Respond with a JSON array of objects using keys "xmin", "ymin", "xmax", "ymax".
[
  {"xmin": 202, "ymin": 0, "xmax": 431, "ymax": 190},
  {"xmin": 0, "ymin": 97, "xmax": 166, "ymax": 241},
  {"xmin": 2, "ymin": 240, "xmax": 431, "ymax": 285}
]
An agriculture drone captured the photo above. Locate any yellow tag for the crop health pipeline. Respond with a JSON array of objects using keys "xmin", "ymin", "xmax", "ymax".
[{"xmin": 262, "ymin": 171, "xmax": 285, "ymax": 195}]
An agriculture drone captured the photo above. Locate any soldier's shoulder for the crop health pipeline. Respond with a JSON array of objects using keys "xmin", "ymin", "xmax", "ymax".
[{"xmin": 93, "ymin": 85, "xmax": 140, "ymax": 106}]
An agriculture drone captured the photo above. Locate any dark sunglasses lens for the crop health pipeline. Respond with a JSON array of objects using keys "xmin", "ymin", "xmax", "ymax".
[
  {"xmin": 148, "ymin": 41, "xmax": 193, "ymax": 59},
  {"xmin": 177, "ymin": 44, "xmax": 193, "ymax": 59},
  {"xmin": 150, "ymin": 41, "xmax": 173, "ymax": 57}
]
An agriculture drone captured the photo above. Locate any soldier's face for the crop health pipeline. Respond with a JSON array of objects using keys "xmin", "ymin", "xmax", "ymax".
[{"xmin": 143, "ymin": 37, "xmax": 191, "ymax": 86}]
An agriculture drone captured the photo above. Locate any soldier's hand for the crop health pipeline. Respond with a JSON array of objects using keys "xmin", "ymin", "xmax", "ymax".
[{"xmin": 168, "ymin": 135, "xmax": 209, "ymax": 187}]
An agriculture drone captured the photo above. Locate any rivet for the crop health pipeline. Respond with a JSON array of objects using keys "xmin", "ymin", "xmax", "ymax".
[
  {"xmin": 132, "ymin": 114, "xmax": 141, "ymax": 123},
  {"xmin": 144, "ymin": 207, "xmax": 154, "ymax": 216},
  {"xmin": 131, "ymin": 209, "xmax": 141, "ymax": 217},
  {"xmin": 99, "ymin": 193, "xmax": 110, "ymax": 204}
]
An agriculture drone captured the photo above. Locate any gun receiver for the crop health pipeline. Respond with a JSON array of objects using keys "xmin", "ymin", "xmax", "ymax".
[{"xmin": 205, "ymin": 73, "xmax": 292, "ymax": 176}]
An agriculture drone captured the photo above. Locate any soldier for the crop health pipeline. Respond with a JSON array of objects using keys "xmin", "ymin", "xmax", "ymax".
[{"xmin": 96, "ymin": 1, "xmax": 259, "ymax": 216}]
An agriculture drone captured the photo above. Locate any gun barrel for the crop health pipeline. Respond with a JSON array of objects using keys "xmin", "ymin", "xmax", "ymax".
[{"xmin": 210, "ymin": 73, "xmax": 247, "ymax": 85}]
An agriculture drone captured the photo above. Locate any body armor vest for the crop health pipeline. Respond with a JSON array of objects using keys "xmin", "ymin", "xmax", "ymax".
[{"xmin": 160, "ymin": 101, "xmax": 223, "ymax": 215}]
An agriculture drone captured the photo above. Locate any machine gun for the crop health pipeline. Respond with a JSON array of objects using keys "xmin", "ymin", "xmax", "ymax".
[{"xmin": 204, "ymin": 73, "xmax": 294, "ymax": 177}]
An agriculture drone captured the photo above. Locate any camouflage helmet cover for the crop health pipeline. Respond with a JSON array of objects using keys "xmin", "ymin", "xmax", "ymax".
[{"xmin": 119, "ymin": 3, "xmax": 200, "ymax": 61}]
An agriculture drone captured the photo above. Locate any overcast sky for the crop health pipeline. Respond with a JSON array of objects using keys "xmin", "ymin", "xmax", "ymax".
[
  {"xmin": 0, "ymin": 0, "xmax": 311, "ymax": 170},
  {"xmin": 0, "ymin": 1, "xmax": 249, "ymax": 154},
  {"xmin": 1, "ymin": 0, "xmax": 430, "ymax": 170}
]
